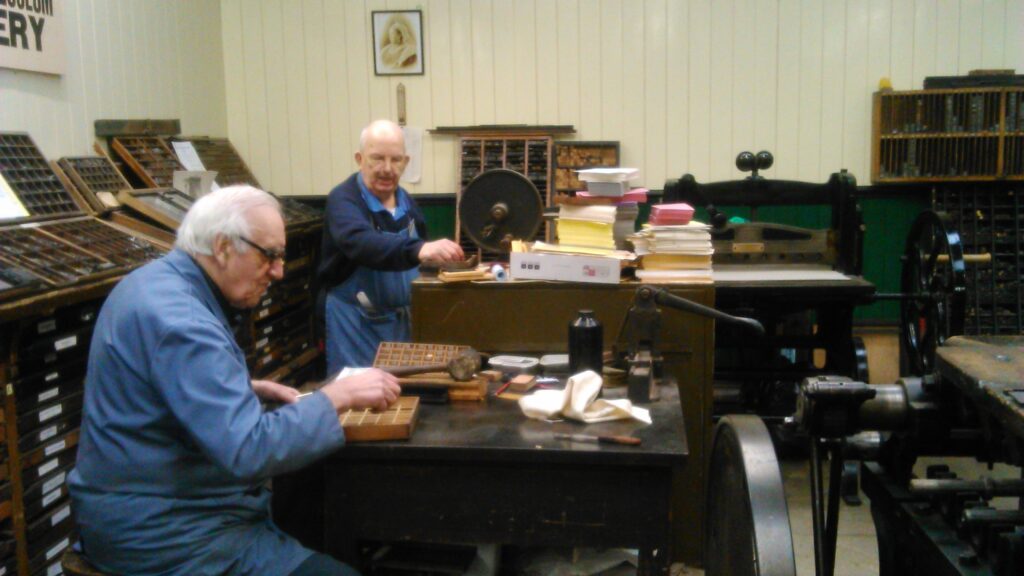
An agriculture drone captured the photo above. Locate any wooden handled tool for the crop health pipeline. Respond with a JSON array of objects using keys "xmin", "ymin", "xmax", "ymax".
[{"xmin": 382, "ymin": 348, "xmax": 482, "ymax": 382}]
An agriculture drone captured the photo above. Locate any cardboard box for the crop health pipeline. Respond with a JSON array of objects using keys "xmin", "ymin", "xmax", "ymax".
[{"xmin": 510, "ymin": 251, "xmax": 621, "ymax": 285}]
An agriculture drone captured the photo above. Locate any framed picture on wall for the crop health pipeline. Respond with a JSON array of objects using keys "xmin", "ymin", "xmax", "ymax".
[{"xmin": 372, "ymin": 10, "xmax": 424, "ymax": 76}]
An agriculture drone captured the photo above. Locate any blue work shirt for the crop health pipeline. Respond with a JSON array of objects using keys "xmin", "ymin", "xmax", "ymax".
[
  {"xmin": 68, "ymin": 249, "xmax": 346, "ymax": 576},
  {"xmin": 316, "ymin": 172, "xmax": 427, "ymax": 291}
]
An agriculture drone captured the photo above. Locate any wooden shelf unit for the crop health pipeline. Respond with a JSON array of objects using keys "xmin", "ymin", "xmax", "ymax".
[
  {"xmin": 872, "ymin": 88, "xmax": 1024, "ymax": 182},
  {"xmin": 553, "ymin": 141, "xmax": 620, "ymax": 195}
]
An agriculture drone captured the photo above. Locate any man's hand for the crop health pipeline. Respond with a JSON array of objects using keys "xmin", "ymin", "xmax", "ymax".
[
  {"xmin": 252, "ymin": 380, "xmax": 301, "ymax": 404},
  {"xmin": 320, "ymin": 368, "xmax": 401, "ymax": 412},
  {"xmin": 418, "ymin": 238, "xmax": 464, "ymax": 264}
]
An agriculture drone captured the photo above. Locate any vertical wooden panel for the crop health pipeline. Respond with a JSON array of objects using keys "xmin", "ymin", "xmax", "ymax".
[
  {"xmin": 775, "ymin": 0, "xmax": 801, "ymax": 178},
  {"xmin": 366, "ymin": 0, "xmax": 392, "ymax": 122},
  {"xmin": 912, "ymin": 0, "xmax": 938, "ymax": 86},
  {"xmin": 536, "ymin": 0, "xmax": 560, "ymax": 124},
  {"xmin": 731, "ymin": 0, "xmax": 756, "ymax": 164},
  {"xmin": 644, "ymin": 0, "xmax": 668, "ymax": 187},
  {"xmin": 303, "ymin": 0, "xmax": 332, "ymax": 194},
  {"xmin": 429, "ymin": 0, "xmax": 457, "ymax": 194},
  {"xmin": 283, "ymin": 0, "xmax": 313, "ymax": 195},
  {"xmin": 325, "ymin": 0, "xmax": 355, "ymax": 182},
  {"xmin": 556, "ymin": 0, "xmax": 581, "ymax": 131},
  {"xmin": 222, "ymin": 0, "xmax": 250, "ymax": 161},
  {"xmin": 344, "ymin": 1, "xmax": 373, "ymax": 174},
  {"xmin": 687, "ymin": 1, "xmax": 711, "ymax": 177},
  {"xmin": 261, "ymin": 0, "xmax": 291, "ymax": 193},
  {"xmin": 470, "ymin": 0, "xmax": 496, "ymax": 123},
  {"xmin": 513, "ymin": 1, "xmax": 538, "ymax": 123},
  {"xmin": 843, "ymin": 0, "xmax": 870, "ymax": 180},
  {"xmin": 935, "ymin": 0, "xmax": 961, "ymax": 74},
  {"xmin": 958, "ymin": 0, "xmax": 984, "ymax": 71},
  {"xmin": 665, "ymin": 0, "xmax": 688, "ymax": 178},
  {"xmin": 621, "ymin": 1, "xmax": 645, "ymax": 175},
  {"xmin": 1007, "ymin": 0, "xmax": 1024, "ymax": 69},
  {"xmin": 820, "ymin": 1, "xmax": 846, "ymax": 177},
  {"xmin": 889, "ymin": 0, "xmax": 915, "ymax": 90},
  {"xmin": 578, "ymin": 0, "xmax": 602, "ymax": 138},
  {"xmin": 981, "ymin": 0, "xmax": 1007, "ymax": 67},
  {"xmin": 798, "ymin": 0, "xmax": 823, "ymax": 178},
  {"xmin": 709, "ymin": 1, "xmax": 734, "ymax": 178},
  {"xmin": 242, "ymin": 3, "xmax": 272, "ymax": 186},
  {"xmin": 491, "ymin": 1, "xmax": 516, "ymax": 122},
  {"xmin": 449, "ymin": 0, "xmax": 475, "ymax": 126},
  {"xmin": 599, "ymin": 0, "xmax": 624, "ymax": 140},
  {"xmin": 753, "ymin": 0, "xmax": 779, "ymax": 157}
]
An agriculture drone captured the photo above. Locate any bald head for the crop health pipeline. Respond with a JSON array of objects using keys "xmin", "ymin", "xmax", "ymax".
[
  {"xmin": 356, "ymin": 119, "xmax": 409, "ymax": 204},
  {"xmin": 359, "ymin": 119, "xmax": 406, "ymax": 153}
]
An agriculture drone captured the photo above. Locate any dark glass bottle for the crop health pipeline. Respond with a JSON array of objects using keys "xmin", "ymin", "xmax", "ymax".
[{"xmin": 568, "ymin": 310, "xmax": 603, "ymax": 376}]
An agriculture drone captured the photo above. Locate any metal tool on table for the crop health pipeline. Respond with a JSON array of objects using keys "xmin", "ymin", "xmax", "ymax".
[
  {"xmin": 621, "ymin": 285, "xmax": 764, "ymax": 404},
  {"xmin": 553, "ymin": 433, "xmax": 641, "ymax": 446}
]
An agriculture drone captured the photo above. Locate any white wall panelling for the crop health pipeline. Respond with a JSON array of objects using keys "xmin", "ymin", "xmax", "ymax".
[
  {"xmin": 1, "ymin": 0, "xmax": 227, "ymax": 163},
  {"xmin": 9, "ymin": 1, "xmax": 1018, "ymax": 196},
  {"xmin": 224, "ymin": 0, "xmax": 1020, "ymax": 195}
]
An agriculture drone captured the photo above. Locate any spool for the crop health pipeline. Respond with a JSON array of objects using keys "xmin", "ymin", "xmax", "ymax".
[{"xmin": 490, "ymin": 263, "xmax": 507, "ymax": 281}]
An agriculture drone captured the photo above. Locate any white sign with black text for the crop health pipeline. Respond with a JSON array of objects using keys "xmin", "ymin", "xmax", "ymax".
[{"xmin": 0, "ymin": 0, "xmax": 64, "ymax": 75}]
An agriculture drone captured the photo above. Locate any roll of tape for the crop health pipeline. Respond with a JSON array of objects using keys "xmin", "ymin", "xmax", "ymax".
[{"xmin": 491, "ymin": 263, "xmax": 507, "ymax": 281}]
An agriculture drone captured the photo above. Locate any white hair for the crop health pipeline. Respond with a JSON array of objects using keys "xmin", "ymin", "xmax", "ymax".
[
  {"xmin": 174, "ymin": 185, "xmax": 281, "ymax": 256},
  {"xmin": 359, "ymin": 119, "xmax": 405, "ymax": 152}
]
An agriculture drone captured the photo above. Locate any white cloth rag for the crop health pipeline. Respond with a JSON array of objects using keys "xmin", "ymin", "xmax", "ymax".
[{"xmin": 518, "ymin": 370, "xmax": 651, "ymax": 424}]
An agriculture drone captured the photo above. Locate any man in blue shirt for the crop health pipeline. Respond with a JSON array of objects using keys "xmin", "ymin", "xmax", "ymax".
[
  {"xmin": 318, "ymin": 119, "xmax": 464, "ymax": 374},
  {"xmin": 69, "ymin": 186, "xmax": 400, "ymax": 575}
]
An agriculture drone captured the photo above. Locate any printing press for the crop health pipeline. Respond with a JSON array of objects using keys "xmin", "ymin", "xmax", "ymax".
[
  {"xmin": 663, "ymin": 152, "xmax": 876, "ymax": 434},
  {"xmin": 702, "ymin": 205, "xmax": 1021, "ymax": 576}
]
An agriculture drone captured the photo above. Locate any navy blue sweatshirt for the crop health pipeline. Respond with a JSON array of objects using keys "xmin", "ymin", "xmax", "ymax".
[{"xmin": 316, "ymin": 173, "xmax": 428, "ymax": 288}]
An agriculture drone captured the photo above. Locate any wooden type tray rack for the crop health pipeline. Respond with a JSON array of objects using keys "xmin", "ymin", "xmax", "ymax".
[
  {"xmin": 173, "ymin": 137, "xmax": 261, "ymax": 188},
  {"xmin": 872, "ymin": 88, "xmax": 1024, "ymax": 182},
  {"xmin": 110, "ymin": 136, "xmax": 182, "ymax": 188},
  {"xmin": 277, "ymin": 195, "xmax": 323, "ymax": 229},
  {"xmin": 0, "ymin": 133, "xmax": 82, "ymax": 218},
  {"xmin": 0, "ymin": 297, "xmax": 101, "ymax": 576},
  {"xmin": 0, "ymin": 217, "xmax": 164, "ymax": 301},
  {"xmin": 339, "ymin": 396, "xmax": 419, "ymax": 442},
  {"xmin": 56, "ymin": 156, "xmax": 131, "ymax": 214},
  {"xmin": 116, "ymin": 187, "xmax": 193, "ymax": 230}
]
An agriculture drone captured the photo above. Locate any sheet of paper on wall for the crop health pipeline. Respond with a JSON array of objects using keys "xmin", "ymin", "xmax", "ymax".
[
  {"xmin": 173, "ymin": 170, "xmax": 218, "ymax": 199},
  {"xmin": 171, "ymin": 141, "xmax": 221, "ymax": 191},
  {"xmin": 400, "ymin": 126, "xmax": 423, "ymax": 184},
  {"xmin": 0, "ymin": 173, "xmax": 30, "ymax": 220}
]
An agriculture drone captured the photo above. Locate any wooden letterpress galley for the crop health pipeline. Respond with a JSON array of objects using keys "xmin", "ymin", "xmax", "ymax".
[{"xmin": 0, "ymin": 131, "xmax": 167, "ymax": 576}]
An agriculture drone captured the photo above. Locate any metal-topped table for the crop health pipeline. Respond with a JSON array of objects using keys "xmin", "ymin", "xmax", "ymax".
[{"xmin": 316, "ymin": 382, "xmax": 687, "ymax": 575}]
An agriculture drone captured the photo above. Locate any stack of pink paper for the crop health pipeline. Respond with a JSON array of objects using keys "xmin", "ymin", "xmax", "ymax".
[{"xmin": 649, "ymin": 203, "xmax": 694, "ymax": 225}]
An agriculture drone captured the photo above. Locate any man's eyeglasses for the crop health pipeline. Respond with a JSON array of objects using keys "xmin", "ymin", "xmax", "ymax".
[
  {"xmin": 365, "ymin": 154, "xmax": 408, "ymax": 169},
  {"xmin": 239, "ymin": 236, "xmax": 285, "ymax": 264}
]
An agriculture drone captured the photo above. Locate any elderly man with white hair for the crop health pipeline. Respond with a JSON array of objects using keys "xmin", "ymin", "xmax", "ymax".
[{"xmin": 69, "ymin": 186, "xmax": 397, "ymax": 575}]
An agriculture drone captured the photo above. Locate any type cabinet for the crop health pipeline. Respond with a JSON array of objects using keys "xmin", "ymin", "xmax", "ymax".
[{"xmin": 872, "ymin": 88, "xmax": 1024, "ymax": 182}]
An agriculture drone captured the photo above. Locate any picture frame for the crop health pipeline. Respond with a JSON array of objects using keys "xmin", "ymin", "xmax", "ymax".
[{"xmin": 372, "ymin": 10, "xmax": 424, "ymax": 76}]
